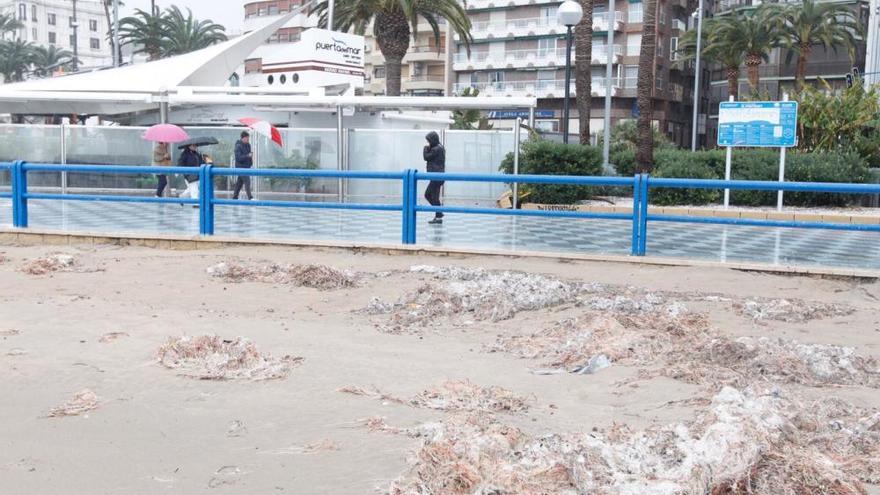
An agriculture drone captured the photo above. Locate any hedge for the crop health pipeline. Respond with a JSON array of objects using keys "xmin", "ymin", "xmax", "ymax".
[{"xmin": 500, "ymin": 139, "xmax": 603, "ymax": 204}]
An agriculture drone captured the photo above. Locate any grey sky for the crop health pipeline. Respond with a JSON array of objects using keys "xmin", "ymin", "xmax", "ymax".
[{"xmin": 121, "ymin": 1, "xmax": 248, "ymax": 32}]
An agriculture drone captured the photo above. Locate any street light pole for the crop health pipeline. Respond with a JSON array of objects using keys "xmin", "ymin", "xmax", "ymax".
[
  {"xmin": 557, "ymin": 1, "xmax": 583, "ymax": 144},
  {"xmin": 71, "ymin": 0, "xmax": 79, "ymax": 72},
  {"xmin": 113, "ymin": 0, "xmax": 120, "ymax": 67},
  {"xmin": 328, "ymin": 0, "xmax": 335, "ymax": 30},
  {"xmin": 690, "ymin": 0, "xmax": 704, "ymax": 151}
]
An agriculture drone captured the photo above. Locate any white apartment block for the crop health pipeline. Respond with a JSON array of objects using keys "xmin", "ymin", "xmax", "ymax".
[{"xmin": 1, "ymin": 0, "xmax": 112, "ymax": 70}]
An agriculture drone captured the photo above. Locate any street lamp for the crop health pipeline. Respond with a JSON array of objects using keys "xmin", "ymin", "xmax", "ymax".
[
  {"xmin": 558, "ymin": 0, "xmax": 583, "ymax": 144},
  {"xmin": 691, "ymin": 0, "xmax": 704, "ymax": 151},
  {"xmin": 71, "ymin": 0, "xmax": 79, "ymax": 72}
]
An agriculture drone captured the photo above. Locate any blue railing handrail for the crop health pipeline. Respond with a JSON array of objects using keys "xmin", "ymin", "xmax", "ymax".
[
  {"xmin": 649, "ymin": 177, "xmax": 880, "ymax": 194},
  {"xmin": 22, "ymin": 163, "xmax": 198, "ymax": 175},
  {"xmin": 212, "ymin": 168, "xmax": 407, "ymax": 180},
  {"xmin": 418, "ymin": 171, "xmax": 634, "ymax": 186}
]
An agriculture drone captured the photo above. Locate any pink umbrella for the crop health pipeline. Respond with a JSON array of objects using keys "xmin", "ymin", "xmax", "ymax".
[
  {"xmin": 143, "ymin": 124, "xmax": 190, "ymax": 143},
  {"xmin": 239, "ymin": 118, "xmax": 283, "ymax": 147}
]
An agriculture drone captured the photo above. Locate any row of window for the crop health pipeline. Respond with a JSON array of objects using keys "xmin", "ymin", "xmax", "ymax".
[
  {"xmin": 24, "ymin": 29, "xmax": 100, "ymax": 50},
  {"xmin": 17, "ymin": 3, "xmax": 99, "ymax": 31}
]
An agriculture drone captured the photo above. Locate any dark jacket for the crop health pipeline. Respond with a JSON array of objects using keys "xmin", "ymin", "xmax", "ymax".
[
  {"xmin": 178, "ymin": 148, "xmax": 203, "ymax": 182},
  {"xmin": 423, "ymin": 131, "xmax": 445, "ymax": 173},
  {"xmin": 234, "ymin": 140, "xmax": 253, "ymax": 168}
]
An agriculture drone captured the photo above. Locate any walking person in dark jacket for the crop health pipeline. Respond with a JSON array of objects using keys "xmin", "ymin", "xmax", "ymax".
[
  {"xmin": 233, "ymin": 131, "xmax": 254, "ymax": 200},
  {"xmin": 423, "ymin": 131, "xmax": 445, "ymax": 225},
  {"xmin": 178, "ymin": 144, "xmax": 203, "ymax": 201}
]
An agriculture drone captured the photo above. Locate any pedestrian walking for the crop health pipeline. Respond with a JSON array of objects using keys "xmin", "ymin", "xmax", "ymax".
[
  {"xmin": 152, "ymin": 142, "xmax": 171, "ymax": 197},
  {"xmin": 423, "ymin": 131, "xmax": 445, "ymax": 225},
  {"xmin": 233, "ymin": 131, "xmax": 254, "ymax": 200},
  {"xmin": 178, "ymin": 144, "xmax": 203, "ymax": 202}
]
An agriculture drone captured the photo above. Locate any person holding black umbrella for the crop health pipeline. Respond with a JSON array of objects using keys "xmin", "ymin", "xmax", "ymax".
[{"xmin": 178, "ymin": 143, "xmax": 203, "ymax": 201}]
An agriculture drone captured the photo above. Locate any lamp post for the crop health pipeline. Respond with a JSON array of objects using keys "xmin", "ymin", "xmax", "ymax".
[
  {"xmin": 113, "ymin": 0, "xmax": 120, "ymax": 67},
  {"xmin": 558, "ymin": 1, "xmax": 583, "ymax": 144},
  {"xmin": 603, "ymin": 0, "xmax": 614, "ymax": 166},
  {"xmin": 71, "ymin": 0, "xmax": 79, "ymax": 72},
  {"xmin": 328, "ymin": 0, "xmax": 335, "ymax": 30},
  {"xmin": 690, "ymin": 0, "xmax": 704, "ymax": 151}
]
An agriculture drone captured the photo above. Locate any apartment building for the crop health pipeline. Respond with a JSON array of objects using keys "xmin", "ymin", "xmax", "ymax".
[
  {"xmin": 453, "ymin": 0, "xmax": 701, "ymax": 147},
  {"xmin": 1, "ymin": 0, "xmax": 112, "ymax": 70},
  {"xmin": 705, "ymin": 0, "xmax": 869, "ymax": 145},
  {"xmin": 364, "ymin": 21, "xmax": 450, "ymax": 96}
]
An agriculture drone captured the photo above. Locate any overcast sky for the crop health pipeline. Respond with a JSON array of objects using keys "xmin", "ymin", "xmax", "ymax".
[{"xmin": 121, "ymin": 1, "xmax": 248, "ymax": 32}]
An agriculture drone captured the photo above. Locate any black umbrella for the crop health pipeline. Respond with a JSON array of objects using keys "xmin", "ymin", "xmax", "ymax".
[{"xmin": 177, "ymin": 136, "xmax": 219, "ymax": 149}]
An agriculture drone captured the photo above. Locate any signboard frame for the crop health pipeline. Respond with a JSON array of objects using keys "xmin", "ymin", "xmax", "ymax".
[{"xmin": 717, "ymin": 101, "xmax": 798, "ymax": 148}]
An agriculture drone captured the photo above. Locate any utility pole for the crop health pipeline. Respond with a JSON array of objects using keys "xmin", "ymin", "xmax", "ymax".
[
  {"xmin": 865, "ymin": 0, "xmax": 880, "ymax": 87},
  {"xmin": 690, "ymin": 0, "xmax": 704, "ymax": 151},
  {"xmin": 71, "ymin": 0, "xmax": 79, "ymax": 72}
]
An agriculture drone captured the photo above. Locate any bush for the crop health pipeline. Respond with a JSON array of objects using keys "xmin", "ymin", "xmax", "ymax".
[
  {"xmin": 651, "ymin": 157, "xmax": 722, "ymax": 206},
  {"xmin": 500, "ymin": 139, "xmax": 603, "ymax": 204}
]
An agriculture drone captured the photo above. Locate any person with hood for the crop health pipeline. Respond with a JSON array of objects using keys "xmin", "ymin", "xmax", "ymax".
[
  {"xmin": 423, "ymin": 131, "xmax": 445, "ymax": 225},
  {"xmin": 178, "ymin": 143, "xmax": 203, "ymax": 201},
  {"xmin": 233, "ymin": 131, "xmax": 254, "ymax": 200},
  {"xmin": 152, "ymin": 142, "xmax": 171, "ymax": 198}
]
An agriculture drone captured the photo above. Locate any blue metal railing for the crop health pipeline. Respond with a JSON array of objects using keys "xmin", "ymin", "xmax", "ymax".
[{"xmin": 2, "ymin": 162, "xmax": 880, "ymax": 261}]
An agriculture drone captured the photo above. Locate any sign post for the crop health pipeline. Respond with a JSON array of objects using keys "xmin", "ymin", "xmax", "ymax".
[
  {"xmin": 777, "ymin": 94, "xmax": 790, "ymax": 211},
  {"xmin": 717, "ymin": 98, "xmax": 798, "ymax": 211},
  {"xmin": 723, "ymin": 96, "xmax": 733, "ymax": 208}
]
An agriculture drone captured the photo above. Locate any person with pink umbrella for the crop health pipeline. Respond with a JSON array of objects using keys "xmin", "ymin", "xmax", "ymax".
[{"xmin": 143, "ymin": 124, "xmax": 190, "ymax": 198}]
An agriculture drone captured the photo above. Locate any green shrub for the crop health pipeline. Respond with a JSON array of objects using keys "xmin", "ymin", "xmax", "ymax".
[
  {"xmin": 651, "ymin": 158, "xmax": 722, "ymax": 206},
  {"xmin": 500, "ymin": 139, "xmax": 603, "ymax": 204},
  {"xmin": 785, "ymin": 151, "xmax": 870, "ymax": 206}
]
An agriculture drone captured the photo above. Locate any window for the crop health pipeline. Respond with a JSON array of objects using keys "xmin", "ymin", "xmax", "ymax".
[
  {"xmin": 374, "ymin": 66, "xmax": 386, "ymax": 79},
  {"xmin": 540, "ymin": 6, "xmax": 558, "ymax": 21},
  {"xmin": 280, "ymin": 74, "xmax": 287, "ymax": 84},
  {"xmin": 412, "ymin": 62, "xmax": 424, "ymax": 76},
  {"xmin": 90, "ymin": 38, "xmax": 99, "ymax": 50},
  {"xmin": 656, "ymin": 36, "xmax": 663, "ymax": 57},
  {"xmin": 670, "ymin": 37, "xmax": 678, "ymax": 61},
  {"xmin": 31, "ymin": 5, "xmax": 36, "ymax": 21},
  {"xmin": 69, "ymin": 16, "xmax": 75, "ymax": 27},
  {"xmin": 31, "ymin": 27, "xmax": 37, "ymax": 40},
  {"xmin": 659, "ymin": 10, "xmax": 666, "ymax": 25},
  {"xmin": 18, "ymin": 4, "xmax": 26, "ymax": 21},
  {"xmin": 90, "ymin": 19, "xmax": 97, "ymax": 31},
  {"xmin": 47, "ymin": 13, "xmax": 56, "ymax": 25},
  {"xmin": 267, "ymin": 75, "xmax": 274, "ymax": 85},
  {"xmin": 258, "ymin": 7, "xmax": 267, "ymax": 16},
  {"xmin": 278, "ymin": 32, "xmax": 288, "ymax": 43},
  {"xmin": 70, "ymin": 34, "xmax": 75, "ymax": 47},
  {"xmin": 470, "ymin": 72, "xmax": 478, "ymax": 85},
  {"xmin": 628, "ymin": 2, "xmax": 643, "ymax": 23},
  {"xmin": 538, "ymin": 37, "xmax": 556, "ymax": 56},
  {"xmin": 627, "ymin": 33, "xmax": 642, "ymax": 56},
  {"xmin": 490, "ymin": 71, "xmax": 505, "ymax": 84},
  {"xmin": 656, "ymin": 74, "xmax": 664, "ymax": 90},
  {"xmin": 48, "ymin": 31, "xmax": 56, "ymax": 44},
  {"xmin": 268, "ymin": 5, "xmax": 279, "ymax": 15},
  {"xmin": 624, "ymin": 65, "xmax": 638, "ymax": 88}
]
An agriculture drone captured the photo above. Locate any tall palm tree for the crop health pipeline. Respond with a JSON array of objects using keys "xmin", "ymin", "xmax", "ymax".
[
  {"xmin": 160, "ymin": 6, "xmax": 227, "ymax": 57},
  {"xmin": 31, "ymin": 45, "xmax": 75, "ymax": 77},
  {"xmin": 678, "ymin": 17, "xmax": 743, "ymax": 99},
  {"xmin": 711, "ymin": 6, "xmax": 782, "ymax": 92},
  {"xmin": 0, "ymin": 13, "xmax": 23, "ymax": 39},
  {"xmin": 312, "ymin": 0, "xmax": 473, "ymax": 96},
  {"xmin": 0, "ymin": 39, "xmax": 36, "ymax": 82},
  {"xmin": 102, "ymin": 0, "xmax": 125, "ymax": 65},
  {"xmin": 118, "ymin": 8, "xmax": 167, "ymax": 60},
  {"xmin": 779, "ymin": 0, "xmax": 860, "ymax": 92},
  {"xmin": 635, "ymin": 0, "xmax": 657, "ymax": 172},
  {"xmin": 575, "ymin": 0, "xmax": 594, "ymax": 144}
]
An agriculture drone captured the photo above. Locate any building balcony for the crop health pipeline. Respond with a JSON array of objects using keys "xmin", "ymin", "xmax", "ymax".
[
  {"xmin": 403, "ymin": 45, "xmax": 446, "ymax": 63},
  {"xmin": 453, "ymin": 45, "xmax": 622, "ymax": 71},
  {"xmin": 453, "ymin": 77, "xmax": 621, "ymax": 98},
  {"xmin": 466, "ymin": 11, "xmax": 624, "ymax": 40},
  {"xmin": 467, "ymin": 0, "xmax": 561, "ymax": 10},
  {"xmin": 670, "ymin": 83, "xmax": 685, "ymax": 102},
  {"xmin": 403, "ymin": 74, "xmax": 447, "ymax": 92}
]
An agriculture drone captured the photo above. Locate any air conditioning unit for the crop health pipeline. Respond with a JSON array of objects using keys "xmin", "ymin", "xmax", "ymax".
[{"xmin": 672, "ymin": 19, "xmax": 686, "ymax": 31}]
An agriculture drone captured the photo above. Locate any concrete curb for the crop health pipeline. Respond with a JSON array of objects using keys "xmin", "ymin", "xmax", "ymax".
[{"xmin": 1, "ymin": 227, "xmax": 878, "ymax": 279}]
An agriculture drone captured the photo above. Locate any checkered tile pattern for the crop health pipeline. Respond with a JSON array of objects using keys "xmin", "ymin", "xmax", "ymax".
[{"xmin": 2, "ymin": 199, "xmax": 879, "ymax": 270}]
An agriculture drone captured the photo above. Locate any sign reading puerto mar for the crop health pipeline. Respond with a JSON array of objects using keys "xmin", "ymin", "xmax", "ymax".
[{"xmin": 717, "ymin": 101, "xmax": 798, "ymax": 148}]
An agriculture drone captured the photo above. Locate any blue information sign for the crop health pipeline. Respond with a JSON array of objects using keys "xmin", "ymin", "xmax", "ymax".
[{"xmin": 717, "ymin": 101, "xmax": 798, "ymax": 148}]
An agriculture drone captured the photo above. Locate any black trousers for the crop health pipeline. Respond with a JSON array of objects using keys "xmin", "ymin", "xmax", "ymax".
[
  {"xmin": 424, "ymin": 180, "xmax": 444, "ymax": 218},
  {"xmin": 233, "ymin": 176, "xmax": 252, "ymax": 200},
  {"xmin": 155, "ymin": 175, "xmax": 167, "ymax": 197}
]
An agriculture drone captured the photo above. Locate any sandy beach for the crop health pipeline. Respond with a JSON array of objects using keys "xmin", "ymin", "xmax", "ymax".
[{"xmin": 0, "ymin": 242, "xmax": 878, "ymax": 494}]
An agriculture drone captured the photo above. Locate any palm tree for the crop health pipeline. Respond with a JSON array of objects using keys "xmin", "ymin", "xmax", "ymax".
[
  {"xmin": 779, "ymin": 0, "xmax": 860, "ymax": 92},
  {"xmin": 0, "ymin": 13, "xmax": 23, "ymax": 39},
  {"xmin": 31, "ymin": 45, "xmax": 75, "ymax": 77},
  {"xmin": 575, "ymin": 0, "xmax": 594, "ymax": 144},
  {"xmin": 635, "ymin": 0, "xmax": 657, "ymax": 172},
  {"xmin": 711, "ymin": 6, "xmax": 782, "ymax": 92},
  {"xmin": 118, "ymin": 8, "xmax": 167, "ymax": 60},
  {"xmin": 312, "ymin": 0, "xmax": 473, "ymax": 96},
  {"xmin": 102, "ymin": 0, "xmax": 126, "ymax": 65},
  {"xmin": 0, "ymin": 39, "xmax": 36, "ymax": 82},
  {"xmin": 160, "ymin": 6, "xmax": 227, "ymax": 57},
  {"xmin": 678, "ymin": 17, "xmax": 743, "ymax": 99}
]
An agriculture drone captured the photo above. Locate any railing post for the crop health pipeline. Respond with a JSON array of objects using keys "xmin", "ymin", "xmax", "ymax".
[
  {"xmin": 202, "ymin": 165, "xmax": 215, "ymax": 236},
  {"xmin": 631, "ymin": 173, "xmax": 641, "ymax": 256},
  {"xmin": 403, "ymin": 169, "xmax": 418, "ymax": 244},
  {"xmin": 12, "ymin": 161, "xmax": 28, "ymax": 228},
  {"xmin": 401, "ymin": 170, "xmax": 410, "ymax": 244},
  {"xmin": 638, "ymin": 173, "xmax": 650, "ymax": 256}
]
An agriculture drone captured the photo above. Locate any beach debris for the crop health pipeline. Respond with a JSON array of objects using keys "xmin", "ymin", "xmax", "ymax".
[
  {"xmin": 339, "ymin": 380, "xmax": 532, "ymax": 414},
  {"xmin": 734, "ymin": 297, "xmax": 855, "ymax": 323},
  {"xmin": 6, "ymin": 348, "xmax": 26, "ymax": 356},
  {"xmin": 99, "ymin": 332, "xmax": 129, "ymax": 343},
  {"xmin": 366, "ymin": 266, "xmax": 588, "ymax": 331},
  {"xmin": 226, "ymin": 420, "xmax": 247, "ymax": 438},
  {"xmin": 48, "ymin": 389, "xmax": 99, "ymax": 417},
  {"xmin": 207, "ymin": 466, "xmax": 241, "ymax": 489},
  {"xmin": 20, "ymin": 254, "xmax": 76, "ymax": 275},
  {"xmin": 157, "ymin": 335, "xmax": 303, "ymax": 381},
  {"xmin": 385, "ymin": 388, "xmax": 879, "ymax": 495},
  {"xmin": 0, "ymin": 329, "xmax": 20, "ymax": 337},
  {"xmin": 266, "ymin": 440, "xmax": 341, "ymax": 455},
  {"xmin": 572, "ymin": 354, "xmax": 612, "ymax": 375},
  {"xmin": 207, "ymin": 261, "xmax": 358, "ymax": 290}
]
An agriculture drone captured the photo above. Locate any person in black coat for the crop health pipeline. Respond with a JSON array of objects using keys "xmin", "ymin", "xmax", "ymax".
[
  {"xmin": 233, "ymin": 131, "xmax": 254, "ymax": 200},
  {"xmin": 423, "ymin": 131, "xmax": 445, "ymax": 225},
  {"xmin": 178, "ymin": 144, "xmax": 203, "ymax": 200}
]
